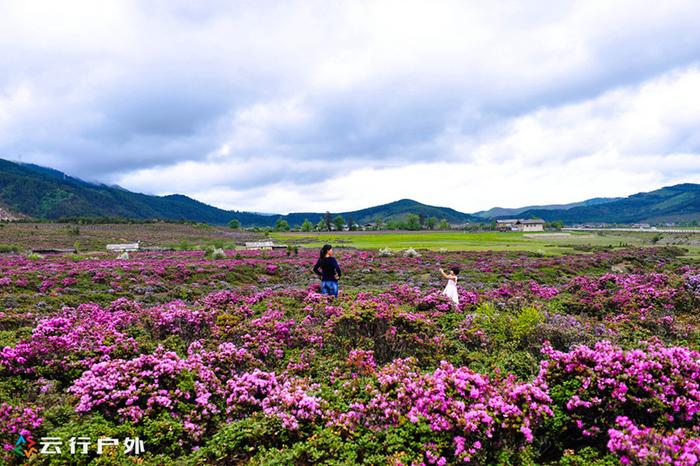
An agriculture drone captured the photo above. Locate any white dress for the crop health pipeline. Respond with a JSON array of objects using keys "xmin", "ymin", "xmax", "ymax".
[{"xmin": 443, "ymin": 277, "xmax": 459, "ymax": 305}]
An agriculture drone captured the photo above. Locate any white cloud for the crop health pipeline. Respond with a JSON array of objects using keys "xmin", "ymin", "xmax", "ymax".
[{"xmin": 113, "ymin": 65, "xmax": 700, "ymax": 213}]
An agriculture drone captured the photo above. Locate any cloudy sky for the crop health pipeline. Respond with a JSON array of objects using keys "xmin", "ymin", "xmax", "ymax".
[{"xmin": 1, "ymin": 0, "xmax": 700, "ymax": 214}]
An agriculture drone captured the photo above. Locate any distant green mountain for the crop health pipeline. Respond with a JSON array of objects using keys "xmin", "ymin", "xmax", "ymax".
[
  {"xmin": 475, "ymin": 197, "xmax": 621, "ymax": 219},
  {"xmin": 0, "ymin": 159, "xmax": 478, "ymax": 226},
  {"xmin": 517, "ymin": 184, "xmax": 700, "ymax": 224},
  {"xmin": 4, "ymin": 158, "xmax": 699, "ymax": 226},
  {"xmin": 0, "ymin": 159, "xmax": 260, "ymax": 225},
  {"xmin": 282, "ymin": 199, "xmax": 479, "ymax": 226}
]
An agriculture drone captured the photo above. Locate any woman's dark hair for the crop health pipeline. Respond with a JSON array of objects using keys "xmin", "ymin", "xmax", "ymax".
[
  {"xmin": 451, "ymin": 266, "xmax": 461, "ymax": 275},
  {"xmin": 319, "ymin": 244, "xmax": 333, "ymax": 260}
]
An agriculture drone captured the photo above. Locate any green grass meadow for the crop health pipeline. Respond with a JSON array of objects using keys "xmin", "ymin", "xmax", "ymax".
[{"xmin": 271, "ymin": 230, "xmax": 700, "ymax": 256}]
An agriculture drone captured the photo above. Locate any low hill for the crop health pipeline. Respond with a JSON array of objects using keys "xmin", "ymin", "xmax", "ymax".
[
  {"xmin": 281, "ymin": 199, "xmax": 479, "ymax": 226},
  {"xmin": 517, "ymin": 184, "xmax": 700, "ymax": 224},
  {"xmin": 475, "ymin": 197, "xmax": 621, "ymax": 219}
]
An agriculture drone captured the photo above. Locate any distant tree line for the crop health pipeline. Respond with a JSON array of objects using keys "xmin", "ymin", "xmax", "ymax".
[
  {"xmin": 11, "ymin": 214, "xmax": 696, "ymax": 232},
  {"xmin": 15, "ymin": 216, "xmax": 208, "ymax": 225},
  {"xmin": 231, "ymin": 214, "xmax": 570, "ymax": 233},
  {"xmin": 231, "ymin": 212, "xmax": 458, "ymax": 232}
]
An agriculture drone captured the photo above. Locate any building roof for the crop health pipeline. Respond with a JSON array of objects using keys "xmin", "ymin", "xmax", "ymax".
[
  {"xmin": 245, "ymin": 241, "xmax": 275, "ymax": 247},
  {"xmin": 520, "ymin": 219, "xmax": 545, "ymax": 224},
  {"xmin": 106, "ymin": 242, "xmax": 140, "ymax": 251},
  {"xmin": 496, "ymin": 218, "xmax": 545, "ymax": 224}
]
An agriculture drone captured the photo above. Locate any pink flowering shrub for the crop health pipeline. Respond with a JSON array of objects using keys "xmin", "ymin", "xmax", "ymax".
[
  {"xmin": 562, "ymin": 273, "xmax": 683, "ymax": 318},
  {"xmin": 68, "ymin": 343, "xmax": 257, "ymax": 440},
  {"xmin": 683, "ymin": 271, "xmax": 700, "ymax": 295},
  {"xmin": 200, "ymin": 289, "xmax": 245, "ymax": 311},
  {"xmin": 0, "ymin": 402, "xmax": 43, "ymax": 461},
  {"xmin": 457, "ymin": 286, "xmax": 480, "ymax": 309},
  {"xmin": 0, "ymin": 302, "xmax": 139, "ymax": 380},
  {"xmin": 225, "ymin": 370, "xmax": 323, "ymax": 430},
  {"xmin": 540, "ymin": 340, "xmax": 700, "ymax": 459},
  {"xmin": 416, "ymin": 290, "xmax": 454, "ymax": 312},
  {"xmin": 329, "ymin": 358, "xmax": 552, "ymax": 464},
  {"xmin": 0, "ymin": 402, "xmax": 43, "ymax": 438},
  {"xmin": 608, "ymin": 416, "xmax": 700, "ymax": 466},
  {"xmin": 146, "ymin": 300, "xmax": 217, "ymax": 342},
  {"xmin": 69, "ymin": 343, "xmax": 323, "ymax": 441},
  {"xmin": 346, "ymin": 349, "xmax": 378, "ymax": 375},
  {"xmin": 529, "ymin": 280, "xmax": 560, "ymax": 299},
  {"xmin": 376, "ymin": 284, "xmax": 479, "ymax": 313}
]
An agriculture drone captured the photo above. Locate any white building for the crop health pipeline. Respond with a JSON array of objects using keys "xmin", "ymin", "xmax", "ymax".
[
  {"xmin": 244, "ymin": 241, "xmax": 287, "ymax": 250},
  {"xmin": 106, "ymin": 242, "xmax": 140, "ymax": 252},
  {"xmin": 496, "ymin": 219, "xmax": 545, "ymax": 232},
  {"xmin": 519, "ymin": 219, "xmax": 545, "ymax": 232},
  {"xmin": 245, "ymin": 241, "xmax": 274, "ymax": 250}
]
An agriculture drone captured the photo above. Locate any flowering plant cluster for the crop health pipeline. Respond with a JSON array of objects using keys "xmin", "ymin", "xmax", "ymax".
[
  {"xmin": 540, "ymin": 340, "xmax": 700, "ymax": 459},
  {"xmin": 608, "ymin": 416, "xmax": 699, "ymax": 466},
  {"xmin": 0, "ymin": 301, "xmax": 139, "ymax": 379},
  {"xmin": 0, "ymin": 402, "xmax": 43, "ymax": 439},
  {"xmin": 562, "ymin": 272, "xmax": 686, "ymax": 317},
  {"xmin": 330, "ymin": 357, "xmax": 553, "ymax": 464},
  {"xmin": 0, "ymin": 246, "xmax": 697, "ymax": 464}
]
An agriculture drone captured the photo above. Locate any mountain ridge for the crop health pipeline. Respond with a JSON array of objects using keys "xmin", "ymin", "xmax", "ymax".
[
  {"xmin": 474, "ymin": 197, "xmax": 622, "ymax": 219},
  {"xmin": 516, "ymin": 184, "xmax": 700, "ymax": 223},
  {"xmin": 0, "ymin": 159, "xmax": 478, "ymax": 226},
  {"xmin": 2, "ymin": 158, "xmax": 700, "ymax": 225}
]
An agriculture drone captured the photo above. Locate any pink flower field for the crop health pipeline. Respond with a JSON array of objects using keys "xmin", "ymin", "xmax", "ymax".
[{"xmin": 0, "ymin": 246, "xmax": 699, "ymax": 465}]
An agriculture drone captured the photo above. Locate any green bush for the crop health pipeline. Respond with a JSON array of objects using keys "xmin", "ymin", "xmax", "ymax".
[
  {"xmin": 66, "ymin": 225, "xmax": 81, "ymax": 236},
  {"xmin": 474, "ymin": 304, "xmax": 544, "ymax": 348},
  {"xmin": 191, "ymin": 415, "xmax": 292, "ymax": 465},
  {"xmin": 558, "ymin": 447, "xmax": 621, "ymax": 466},
  {"xmin": 0, "ymin": 243, "xmax": 21, "ymax": 253},
  {"xmin": 251, "ymin": 423, "xmax": 433, "ymax": 466},
  {"xmin": 204, "ymin": 245, "xmax": 226, "ymax": 259}
]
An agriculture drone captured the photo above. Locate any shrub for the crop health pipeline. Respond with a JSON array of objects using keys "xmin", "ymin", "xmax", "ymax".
[
  {"xmin": 473, "ymin": 303, "xmax": 544, "ymax": 349},
  {"xmin": 0, "ymin": 302, "xmax": 140, "ymax": 381},
  {"xmin": 327, "ymin": 359, "xmax": 553, "ymax": 464},
  {"xmin": 191, "ymin": 415, "xmax": 291, "ymax": 464},
  {"xmin": 204, "ymin": 246, "xmax": 226, "ymax": 259},
  {"xmin": 607, "ymin": 416, "xmax": 700, "ymax": 466},
  {"xmin": 540, "ymin": 340, "xmax": 700, "ymax": 457},
  {"xmin": 0, "ymin": 244, "xmax": 20, "ymax": 253}
]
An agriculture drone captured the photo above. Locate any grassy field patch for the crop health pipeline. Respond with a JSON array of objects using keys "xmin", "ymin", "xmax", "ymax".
[{"xmin": 271, "ymin": 230, "xmax": 661, "ymax": 255}]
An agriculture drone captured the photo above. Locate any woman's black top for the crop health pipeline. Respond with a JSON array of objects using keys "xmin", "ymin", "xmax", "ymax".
[{"xmin": 313, "ymin": 257, "xmax": 342, "ymax": 282}]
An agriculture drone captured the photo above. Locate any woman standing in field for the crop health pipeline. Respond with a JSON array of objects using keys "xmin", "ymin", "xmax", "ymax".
[
  {"xmin": 313, "ymin": 244, "xmax": 342, "ymax": 298},
  {"xmin": 440, "ymin": 266, "xmax": 460, "ymax": 305}
]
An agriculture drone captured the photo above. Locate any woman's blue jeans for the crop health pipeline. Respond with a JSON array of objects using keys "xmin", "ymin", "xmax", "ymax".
[{"xmin": 320, "ymin": 280, "xmax": 339, "ymax": 297}]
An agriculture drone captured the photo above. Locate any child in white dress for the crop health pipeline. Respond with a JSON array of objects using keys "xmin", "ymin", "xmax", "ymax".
[{"xmin": 440, "ymin": 267, "xmax": 460, "ymax": 305}]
